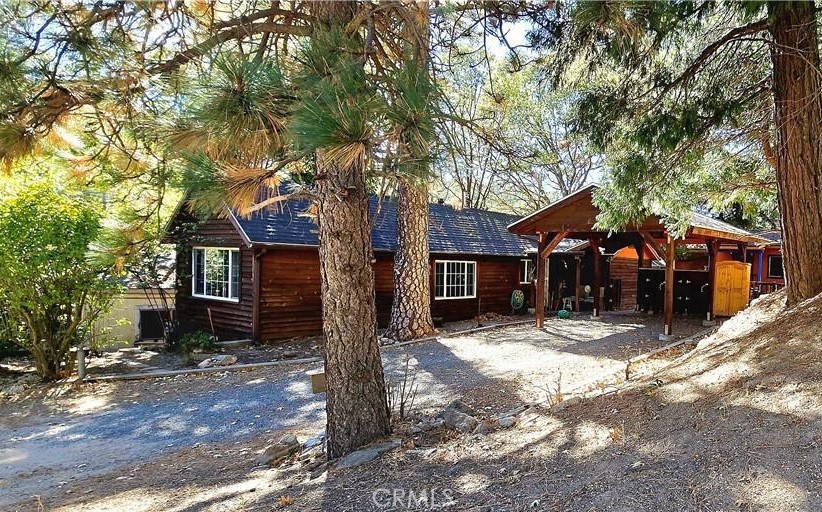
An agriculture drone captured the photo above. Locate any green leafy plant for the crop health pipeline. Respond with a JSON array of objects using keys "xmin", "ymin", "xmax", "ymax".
[
  {"xmin": 178, "ymin": 330, "xmax": 217, "ymax": 355},
  {"xmin": 0, "ymin": 183, "xmax": 117, "ymax": 380}
]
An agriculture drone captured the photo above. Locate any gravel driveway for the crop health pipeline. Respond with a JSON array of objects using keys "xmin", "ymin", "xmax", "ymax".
[{"xmin": 0, "ymin": 313, "xmax": 705, "ymax": 508}]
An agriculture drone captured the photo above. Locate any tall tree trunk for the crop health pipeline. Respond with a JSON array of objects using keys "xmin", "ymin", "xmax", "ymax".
[
  {"xmin": 385, "ymin": 1, "xmax": 435, "ymax": 341},
  {"xmin": 311, "ymin": 1, "xmax": 390, "ymax": 459},
  {"xmin": 385, "ymin": 180, "xmax": 435, "ymax": 340},
  {"xmin": 316, "ymin": 155, "xmax": 390, "ymax": 458},
  {"xmin": 769, "ymin": 1, "xmax": 822, "ymax": 305}
]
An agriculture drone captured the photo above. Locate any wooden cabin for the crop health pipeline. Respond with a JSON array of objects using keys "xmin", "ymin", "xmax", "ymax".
[{"xmin": 167, "ymin": 197, "xmax": 537, "ymax": 342}]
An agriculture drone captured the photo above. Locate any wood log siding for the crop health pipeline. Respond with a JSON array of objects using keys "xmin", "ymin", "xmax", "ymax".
[
  {"xmin": 173, "ymin": 215, "xmax": 532, "ymax": 341},
  {"xmin": 257, "ymin": 248, "xmax": 323, "ymax": 340},
  {"xmin": 174, "ymin": 217, "xmax": 254, "ymax": 340},
  {"xmin": 429, "ymin": 255, "xmax": 526, "ymax": 322},
  {"xmin": 252, "ymin": 249, "xmax": 529, "ymax": 341},
  {"xmin": 609, "ymin": 253, "xmax": 638, "ymax": 310}
]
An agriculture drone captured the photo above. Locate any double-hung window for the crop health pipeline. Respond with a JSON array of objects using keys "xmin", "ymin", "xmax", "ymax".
[
  {"xmin": 434, "ymin": 260, "xmax": 476, "ymax": 299},
  {"xmin": 192, "ymin": 247, "xmax": 240, "ymax": 301}
]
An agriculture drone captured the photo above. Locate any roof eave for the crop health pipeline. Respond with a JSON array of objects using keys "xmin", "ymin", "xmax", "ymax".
[
  {"xmin": 507, "ymin": 184, "xmax": 599, "ymax": 235},
  {"xmin": 225, "ymin": 207, "xmax": 254, "ymax": 248}
]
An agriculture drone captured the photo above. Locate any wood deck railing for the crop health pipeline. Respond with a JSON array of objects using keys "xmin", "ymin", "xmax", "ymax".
[{"xmin": 750, "ymin": 281, "xmax": 784, "ymax": 299}]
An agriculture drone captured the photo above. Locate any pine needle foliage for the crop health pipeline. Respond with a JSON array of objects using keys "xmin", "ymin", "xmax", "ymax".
[
  {"xmin": 529, "ymin": 1, "xmax": 776, "ymax": 230},
  {"xmin": 289, "ymin": 29, "xmax": 381, "ymax": 171},
  {"xmin": 385, "ymin": 58, "xmax": 435, "ymax": 184}
]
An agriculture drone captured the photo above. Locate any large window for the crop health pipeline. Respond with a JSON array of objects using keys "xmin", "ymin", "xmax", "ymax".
[
  {"xmin": 192, "ymin": 247, "xmax": 240, "ymax": 301},
  {"xmin": 434, "ymin": 260, "xmax": 476, "ymax": 299},
  {"xmin": 768, "ymin": 255, "xmax": 784, "ymax": 279},
  {"xmin": 520, "ymin": 259, "xmax": 534, "ymax": 284}
]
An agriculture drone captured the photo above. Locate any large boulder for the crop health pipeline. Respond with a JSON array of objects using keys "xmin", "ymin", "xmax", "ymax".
[{"xmin": 445, "ymin": 399, "xmax": 476, "ymax": 416}]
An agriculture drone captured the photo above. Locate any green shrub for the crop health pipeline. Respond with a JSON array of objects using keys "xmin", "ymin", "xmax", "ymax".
[
  {"xmin": 178, "ymin": 330, "xmax": 217, "ymax": 355},
  {"xmin": 0, "ymin": 185, "xmax": 117, "ymax": 379}
]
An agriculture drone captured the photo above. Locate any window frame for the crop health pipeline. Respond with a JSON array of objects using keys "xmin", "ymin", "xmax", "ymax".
[
  {"xmin": 191, "ymin": 246, "xmax": 241, "ymax": 302},
  {"xmin": 519, "ymin": 259, "xmax": 534, "ymax": 284},
  {"xmin": 433, "ymin": 260, "xmax": 477, "ymax": 300},
  {"xmin": 767, "ymin": 254, "xmax": 784, "ymax": 279}
]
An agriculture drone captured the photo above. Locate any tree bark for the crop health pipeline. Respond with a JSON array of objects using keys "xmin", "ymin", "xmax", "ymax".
[
  {"xmin": 311, "ymin": 1, "xmax": 390, "ymax": 458},
  {"xmin": 769, "ymin": 1, "xmax": 822, "ymax": 305},
  {"xmin": 316, "ymin": 154, "xmax": 390, "ymax": 459},
  {"xmin": 385, "ymin": 1, "xmax": 435, "ymax": 341},
  {"xmin": 385, "ymin": 180, "xmax": 435, "ymax": 340}
]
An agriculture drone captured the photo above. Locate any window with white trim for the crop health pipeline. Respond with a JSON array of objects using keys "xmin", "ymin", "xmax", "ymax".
[
  {"xmin": 192, "ymin": 247, "xmax": 240, "ymax": 301},
  {"xmin": 520, "ymin": 259, "xmax": 534, "ymax": 284},
  {"xmin": 767, "ymin": 255, "xmax": 784, "ymax": 278},
  {"xmin": 434, "ymin": 260, "xmax": 476, "ymax": 299}
]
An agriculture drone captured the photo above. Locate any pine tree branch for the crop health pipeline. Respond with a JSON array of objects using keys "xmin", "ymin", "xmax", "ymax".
[
  {"xmin": 660, "ymin": 18, "xmax": 769, "ymax": 96},
  {"xmin": 146, "ymin": 22, "xmax": 311, "ymax": 75}
]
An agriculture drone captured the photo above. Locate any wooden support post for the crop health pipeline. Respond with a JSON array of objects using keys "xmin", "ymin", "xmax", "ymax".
[
  {"xmin": 737, "ymin": 242, "xmax": 748, "ymax": 263},
  {"xmin": 634, "ymin": 242, "xmax": 645, "ymax": 311},
  {"xmin": 574, "ymin": 256, "xmax": 582, "ymax": 312},
  {"xmin": 535, "ymin": 231, "xmax": 569, "ymax": 328},
  {"xmin": 590, "ymin": 239, "xmax": 602, "ymax": 317},
  {"xmin": 706, "ymin": 240, "xmax": 718, "ymax": 324},
  {"xmin": 535, "ymin": 234, "xmax": 548, "ymax": 329},
  {"xmin": 662, "ymin": 236, "xmax": 676, "ymax": 339}
]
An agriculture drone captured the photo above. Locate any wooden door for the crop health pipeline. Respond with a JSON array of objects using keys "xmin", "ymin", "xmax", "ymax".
[{"xmin": 713, "ymin": 261, "xmax": 751, "ymax": 316}]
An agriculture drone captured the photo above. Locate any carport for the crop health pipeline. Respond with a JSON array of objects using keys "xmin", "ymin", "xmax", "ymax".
[{"xmin": 508, "ymin": 185, "xmax": 767, "ymax": 339}]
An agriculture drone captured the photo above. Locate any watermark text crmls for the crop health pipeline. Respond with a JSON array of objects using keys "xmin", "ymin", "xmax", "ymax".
[{"xmin": 372, "ymin": 487, "xmax": 456, "ymax": 509}]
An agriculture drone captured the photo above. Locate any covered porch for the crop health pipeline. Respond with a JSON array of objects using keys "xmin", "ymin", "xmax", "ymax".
[{"xmin": 509, "ymin": 185, "xmax": 768, "ymax": 339}]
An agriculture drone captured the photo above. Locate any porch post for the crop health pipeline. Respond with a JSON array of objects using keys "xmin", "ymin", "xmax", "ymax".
[
  {"xmin": 535, "ymin": 231, "xmax": 570, "ymax": 328},
  {"xmin": 662, "ymin": 236, "xmax": 676, "ymax": 340},
  {"xmin": 635, "ymin": 241, "xmax": 645, "ymax": 268},
  {"xmin": 590, "ymin": 239, "xmax": 602, "ymax": 317},
  {"xmin": 706, "ymin": 240, "xmax": 718, "ymax": 325},
  {"xmin": 574, "ymin": 255, "xmax": 582, "ymax": 312},
  {"xmin": 535, "ymin": 233, "xmax": 548, "ymax": 328}
]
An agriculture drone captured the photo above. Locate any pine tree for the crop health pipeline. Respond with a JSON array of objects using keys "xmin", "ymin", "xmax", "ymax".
[
  {"xmin": 526, "ymin": 1, "xmax": 822, "ymax": 304},
  {"xmin": 385, "ymin": 2, "xmax": 436, "ymax": 342}
]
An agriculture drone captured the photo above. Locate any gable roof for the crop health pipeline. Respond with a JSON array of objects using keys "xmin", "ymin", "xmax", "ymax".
[
  {"xmin": 227, "ymin": 197, "xmax": 536, "ymax": 257},
  {"xmin": 508, "ymin": 184, "xmax": 768, "ymax": 244}
]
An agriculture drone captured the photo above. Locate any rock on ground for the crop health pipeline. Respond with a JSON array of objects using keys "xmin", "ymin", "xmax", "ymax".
[
  {"xmin": 335, "ymin": 439, "xmax": 401, "ymax": 470},
  {"xmin": 197, "ymin": 354, "xmax": 238, "ymax": 368},
  {"xmin": 258, "ymin": 434, "xmax": 300, "ymax": 466}
]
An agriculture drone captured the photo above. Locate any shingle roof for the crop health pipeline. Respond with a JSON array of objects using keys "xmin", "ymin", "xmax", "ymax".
[
  {"xmin": 754, "ymin": 229, "xmax": 782, "ymax": 244},
  {"xmin": 230, "ymin": 197, "xmax": 537, "ymax": 257},
  {"xmin": 688, "ymin": 211, "xmax": 759, "ymax": 240}
]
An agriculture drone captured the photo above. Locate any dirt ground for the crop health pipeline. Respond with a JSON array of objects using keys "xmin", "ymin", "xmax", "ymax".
[
  {"xmin": 0, "ymin": 314, "xmax": 533, "ymax": 381},
  {"xmin": 7, "ymin": 309, "xmax": 803, "ymax": 511}
]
